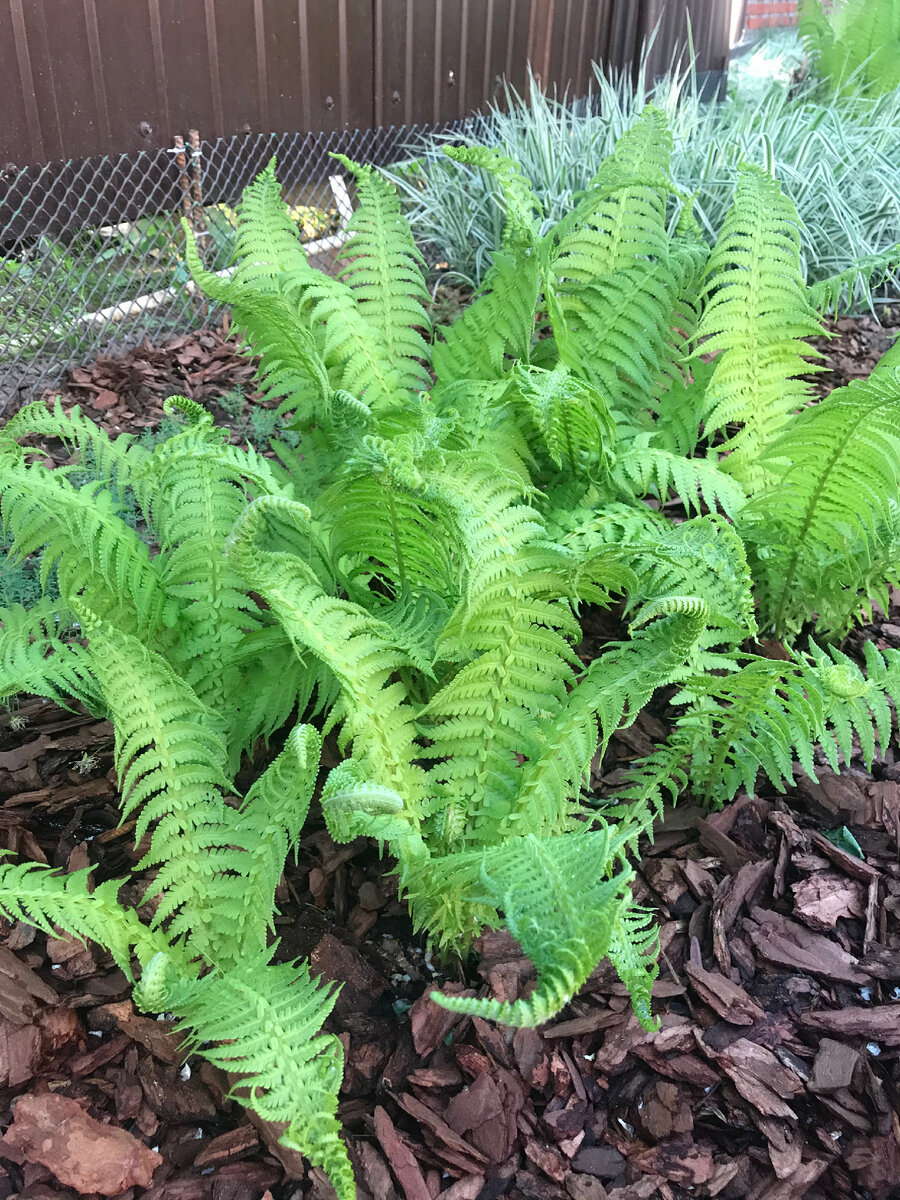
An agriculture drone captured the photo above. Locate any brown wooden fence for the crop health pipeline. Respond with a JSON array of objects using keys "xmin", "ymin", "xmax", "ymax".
[{"xmin": 1, "ymin": 0, "xmax": 732, "ymax": 168}]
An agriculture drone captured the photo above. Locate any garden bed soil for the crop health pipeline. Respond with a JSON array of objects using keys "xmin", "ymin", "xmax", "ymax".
[{"xmin": 1, "ymin": 310, "xmax": 900, "ymax": 1200}]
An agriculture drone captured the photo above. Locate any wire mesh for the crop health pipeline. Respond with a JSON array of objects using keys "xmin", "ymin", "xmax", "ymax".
[{"xmin": 0, "ymin": 121, "xmax": 466, "ymax": 416}]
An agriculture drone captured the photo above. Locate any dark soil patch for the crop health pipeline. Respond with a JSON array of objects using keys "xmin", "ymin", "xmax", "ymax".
[{"xmin": 2, "ymin": 313, "xmax": 900, "ymax": 1200}]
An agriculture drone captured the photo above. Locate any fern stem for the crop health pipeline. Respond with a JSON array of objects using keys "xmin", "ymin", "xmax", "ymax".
[{"xmin": 386, "ymin": 489, "xmax": 408, "ymax": 592}]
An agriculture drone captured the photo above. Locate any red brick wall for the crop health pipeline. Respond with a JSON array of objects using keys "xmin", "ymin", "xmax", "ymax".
[{"xmin": 745, "ymin": 0, "xmax": 799, "ymax": 27}]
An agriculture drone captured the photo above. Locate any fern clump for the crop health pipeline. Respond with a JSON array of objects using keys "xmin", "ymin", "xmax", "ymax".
[
  {"xmin": 0, "ymin": 399, "xmax": 353, "ymax": 1195},
  {"xmin": 4, "ymin": 108, "xmax": 900, "ymax": 1196}
]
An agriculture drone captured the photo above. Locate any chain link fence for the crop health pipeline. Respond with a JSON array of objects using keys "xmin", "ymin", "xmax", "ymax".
[{"xmin": 0, "ymin": 121, "xmax": 466, "ymax": 416}]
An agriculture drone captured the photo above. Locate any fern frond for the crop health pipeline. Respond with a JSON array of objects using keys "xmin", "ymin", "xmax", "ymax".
[
  {"xmin": 0, "ymin": 858, "xmax": 167, "ymax": 977},
  {"xmin": 607, "ymin": 905, "xmax": 660, "ymax": 1031},
  {"xmin": 319, "ymin": 435, "xmax": 457, "ymax": 596},
  {"xmin": 182, "ymin": 235, "xmax": 333, "ymax": 422},
  {"xmin": 330, "ymin": 153, "xmax": 431, "ymax": 393},
  {"xmin": 443, "ymin": 145, "xmax": 543, "ymax": 250},
  {"xmin": 694, "ymin": 164, "xmax": 825, "ymax": 488},
  {"xmin": 508, "ymin": 597, "xmax": 709, "ymax": 841},
  {"xmin": 612, "ymin": 438, "xmax": 746, "ymax": 518},
  {"xmin": 739, "ymin": 367, "xmax": 900, "ymax": 636},
  {"xmin": 147, "ymin": 433, "xmax": 264, "ymax": 710},
  {"xmin": 77, "ymin": 606, "xmax": 236, "ymax": 952},
  {"xmin": 548, "ymin": 110, "xmax": 676, "ymax": 413},
  {"xmin": 224, "ymin": 627, "xmax": 330, "ymax": 766},
  {"xmin": 807, "ymin": 639, "xmax": 900, "ymax": 768},
  {"xmin": 0, "ymin": 598, "xmax": 101, "ymax": 710},
  {"xmin": 808, "ymin": 243, "xmax": 900, "ymax": 314},
  {"xmin": 227, "ymin": 156, "xmax": 318, "ymax": 288},
  {"xmin": 679, "ymin": 657, "xmax": 829, "ymax": 803},
  {"xmin": 320, "ymin": 759, "xmax": 415, "ymax": 847},
  {"xmin": 428, "ymin": 830, "xmax": 634, "ymax": 1026},
  {"xmin": 4, "ymin": 399, "xmax": 149, "ymax": 501},
  {"xmin": 162, "ymin": 952, "xmax": 353, "ymax": 1200},
  {"xmin": 551, "ymin": 106, "xmax": 674, "ymax": 265},
  {"xmin": 621, "ymin": 517, "xmax": 757, "ymax": 655},
  {"xmin": 0, "ymin": 459, "xmax": 173, "ymax": 637},
  {"xmin": 228, "ymin": 724, "xmax": 322, "ymax": 949},
  {"xmin": 508, "ymin": 363, "xmax": 617, "ymax": 479},
  {"xmin": 227, "ymin": 497, "xmax": 428, "ymax": 817},
  {"xmin": 431, "ymin": 249, "xmax": 541, "ymax": 390},
  {"xmin": 418, "ymin": 463, "xmax": 583, "ymax": 844}
]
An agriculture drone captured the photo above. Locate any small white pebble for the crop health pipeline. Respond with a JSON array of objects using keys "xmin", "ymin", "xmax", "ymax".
[
  {"xmin": 88, "ymin": 1029, "xmax": 103, "ymax": 1038},
  {"xmin": 51, "ymin": 964, "xmax": 60, "ymax": 971},
  {"xmin": 860, "ymin": 986, "xmax": 873, "ymax": 1001},
  {"xmin": 180, "ymin": 1063, "xmax": 192, "ymax": 1081},
  {"xmin": 867, "ymin": 1041, "xmax": 882, "ymax": 1056},
  {"xmin": 152, "ymin": 1146, "xmax": 159, "ymax": 1154},
  {"xmin": 582, "ymin": 1052, "xmax": 595, "ymax": 1062},
  {"xmin": 831, "ymin": 1131, "xmax": 842, "ymax": 1141},
  {"xmin": 193, "ymin": 1127, "xmax": 203, "ymax": 1139}
]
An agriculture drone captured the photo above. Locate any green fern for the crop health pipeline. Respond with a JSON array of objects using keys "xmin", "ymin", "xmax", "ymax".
[
  {"xmin": 739, "ymin": 364, "xmax": 900, "ymax": 636},
  {"xmin": 427, "ymin": 830, "xmax": 634, "ymax": 1026},
  {"xmin": 160, "ymin": 951, "xmax": 352, "ymax": 1198},
  {"xmin": 694, "ymin": 164, "xmax": 826, "ymax": 488}
]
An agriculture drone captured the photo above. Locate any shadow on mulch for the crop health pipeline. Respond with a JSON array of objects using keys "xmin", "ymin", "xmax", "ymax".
[{"xmin": 1, "ymin": 313, "xmax": 900, "ymax": 1200}]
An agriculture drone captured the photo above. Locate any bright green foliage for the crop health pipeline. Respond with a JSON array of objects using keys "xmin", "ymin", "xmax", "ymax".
[
  {"xmin": 800, "ymin": 0, "xmax": 900, "ymax": 95},
  {"xmin": 4, "ymin": 114, "xmax": 900, "ymax": 1197},
  {"xmin": 693, "ymin": 165, "xmax": 825, "ymax": 487},
  {"xmin": 739, "ymin": 364, "xmax": 900, "ymax": 636},
  {"xmin": 0, "ymin": 401, "xmax": 352, "ymax": 1193}
]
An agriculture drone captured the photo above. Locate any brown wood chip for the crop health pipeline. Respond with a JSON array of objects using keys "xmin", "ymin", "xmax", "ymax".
[{"xmin": 0, "ymin": 1092, "xmax": 161, "ymax": 1194}]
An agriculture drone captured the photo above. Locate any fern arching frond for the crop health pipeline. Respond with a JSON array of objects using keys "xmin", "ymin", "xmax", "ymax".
[
  {"xmin": 548, "ymin": 110, "xmax": 676, "ymax": 414},
  {"xmin": 227, "ymin": 156, "xmax": 318, "ymax": 288},
  {"xmin": 808, "ymin": 243, "xmax": 900, "ymax": 314},
  {"xmin": 428, "ymin": 830, "xmax": 634, "ymax": 1026},
  {"xmin": 161, "ymin": 952, "xmax": 353, "ymax": 1200},
  {"xmin": 182, "ymin": 235, "xmax": 333, "ymax": 422},
  {"xmin": 1, "ymin": 459, "xmax": 173, "ymax": 638},
  {"xmin": 0, "ymin": 598, "xmax": 101, "ymax": 711},
  {"xmin": 4, "ymin": 399, "xmax": 149, "ymax": 502},
  {"xmin": 443, "ymin": 145, "xmax": 543, "ymax": 251},
  {"xmin": 694, "ymin": 163, "xmax": 825, "ymax": 488},
  {"xmin": 552, "ymin": 106, "xmax": 674, "ymax": 268},
  {"xmin": 739, "ymin": 367, "xmax": 900, "ymax": 637},
  {"xmin": 330, "ymin": 153, "xmax": 431, "ymax": 394}
]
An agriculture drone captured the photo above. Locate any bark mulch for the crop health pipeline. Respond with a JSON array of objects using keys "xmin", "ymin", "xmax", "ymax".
[{"xmin": 1, "ymin": 312, "xmax": 900, "ymax": 1200}]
